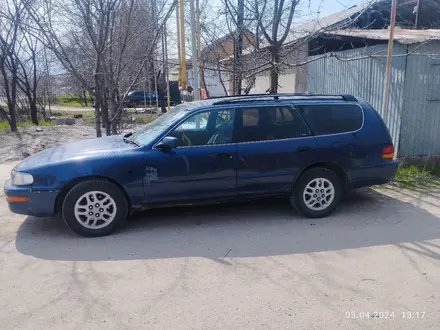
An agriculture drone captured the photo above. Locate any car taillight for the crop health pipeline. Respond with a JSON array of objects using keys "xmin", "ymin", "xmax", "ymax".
[{"xmin": 382, "ymin": 145, "xmax": 394, "ymax": 159}]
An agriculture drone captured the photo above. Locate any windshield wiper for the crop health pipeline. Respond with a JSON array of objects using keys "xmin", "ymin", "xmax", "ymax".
[{"xmin": 123, "ymin": 136, "xmax": 140, "ymax": 147}]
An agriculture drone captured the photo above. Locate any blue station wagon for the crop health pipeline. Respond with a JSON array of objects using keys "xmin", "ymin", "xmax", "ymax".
[{"xmin": 4, "ymin": 94, "xmax": 398, "ymax": 237}]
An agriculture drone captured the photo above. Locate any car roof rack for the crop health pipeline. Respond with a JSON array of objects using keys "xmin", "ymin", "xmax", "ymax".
[{"xmin": 211, "ymin": 93, "xmax": 357, "ymax": 105}]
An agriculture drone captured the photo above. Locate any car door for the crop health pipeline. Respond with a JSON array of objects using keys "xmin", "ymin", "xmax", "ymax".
[
  {"xmin": 143, "ymin": 108, "xmax": 238, "ymax": 204},
  {"xmin": 236, "ymin": 105, "xmax": 319, "ymax": 196},
  {"xmin": 297, "ymin": 103, "xmax": 366, "ymax": 170}
]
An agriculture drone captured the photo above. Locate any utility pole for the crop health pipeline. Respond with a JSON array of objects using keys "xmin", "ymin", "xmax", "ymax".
[
  {"xmin": 382, "ymin": 0, "xmax": 397, "ymax": 126},
  {"xmin": 190, "ymin": 0, "xmax": 200, "ymax": 100},
  {"xmin": 164, "ymin": 23, "xmax": 171, "ymax": 111},
  {"xmin": 176, "ymin": 4, "xmax": 182, "ymax": 90},
  {"xmin": 415, "ymin": 0, "xmax": 422, "ymax": 29},
  {"xmin": 234, "ymin": 0, "xmax": 245, "ymax": 95},
  {"xmin": 179, "ymin": 0, "xmax": 187, "ymax": 91},
  {"xmin": 196, "ymin": 0, "xmax": 203, "ymax": 98}
]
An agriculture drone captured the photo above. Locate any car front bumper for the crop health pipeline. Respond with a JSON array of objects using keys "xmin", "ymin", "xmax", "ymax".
[{"xmin": 4, "ymin": 179, "xmax": 59, "ymax": 217}]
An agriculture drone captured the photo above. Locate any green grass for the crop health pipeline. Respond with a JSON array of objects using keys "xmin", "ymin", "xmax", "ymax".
[
  {"xmin": 52, "ymin": 111, "xmax": 95, "ymax": 119},
  {"xmin": 133, "ymin": 113, "xmax": 159, "ymax": 124},
  {"xmin": 56, "ymin": 95, "xmax": 93, "ymax": 107},
  {"xmin": 0, "ymin": 120, "xmax": 56, "ymax": 132},
  {"xmin": 394, "ymin": 164, "xmax": 440, "ymax": 188}
]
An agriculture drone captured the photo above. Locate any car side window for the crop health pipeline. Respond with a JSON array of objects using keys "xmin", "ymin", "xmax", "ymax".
[
  {"xmin": 238, "ymin": 107, "xmax": 310, "ymax": 143},
  {"xmin": 242, "ymin": 109, "xmax": 259, "ymax": 127},
  {"xmin": 174, "ymin": 112, "xmax": 209, "ymax": 132},
  {"xmin": 299, "ymin": 104, "xmax": 363, "ymax": 135},
  {"xmin": 215, "ymin": 110, "xmax": 234, "ymax": 129},
  {"xmin": 168, "ymin": 109, "xmax": 235, "ymax": 147}
]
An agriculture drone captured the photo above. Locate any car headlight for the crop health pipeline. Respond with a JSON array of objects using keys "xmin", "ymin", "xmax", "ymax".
[{"xmin": 11, "ymin": 170, "xmax": 34, "ymax": 186}]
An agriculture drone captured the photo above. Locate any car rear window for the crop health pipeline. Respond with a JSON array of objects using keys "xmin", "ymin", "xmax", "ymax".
[{"xmin": 299, "ymin": 104, "xmax": 363, "ymax": 135}]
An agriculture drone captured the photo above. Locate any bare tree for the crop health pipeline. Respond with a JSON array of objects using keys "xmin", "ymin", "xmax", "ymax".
[
  {"xmin": 23, "ymin": 0, "xmax": 177, "ymax": 137},
  {"xmin": 15, "ymin": 31, "xmax": 41, "ymax": 125},
  {"xmin": 250, "ymin": 0, "xmax": 300, "ymax": 93},
  {"xmin": 0, "ymin": 0, "xmax": 22, "ymax": 131}
]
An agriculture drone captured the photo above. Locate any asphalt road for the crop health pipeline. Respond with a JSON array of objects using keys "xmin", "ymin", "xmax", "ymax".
[{"xmin": 1, "ymin": 161, "xmax": 440, "ymax": 330}]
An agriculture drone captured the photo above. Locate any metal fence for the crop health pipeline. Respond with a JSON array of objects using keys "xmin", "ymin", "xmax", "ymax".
[{"xmin": 400, "ymin": 42, "xmax": 440, "ymax": 157}]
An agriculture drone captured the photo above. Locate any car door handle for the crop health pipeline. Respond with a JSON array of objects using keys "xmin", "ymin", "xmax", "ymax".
[
  {"xmin": 217, "ymin": 153, "xmax": 233, "ymax": 159},
  {"xmin": 297, "ymin": 146, "xmax": 312, "ymax": 152}
]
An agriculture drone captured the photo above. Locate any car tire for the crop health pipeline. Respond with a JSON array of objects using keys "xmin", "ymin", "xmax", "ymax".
[
  {"xmin": 291, "ymin": 167, "xmax": 342, "ymax": 218},
  {"xmin": 62, "ymin": 179, "xmax": 128, "ymax": 237}
]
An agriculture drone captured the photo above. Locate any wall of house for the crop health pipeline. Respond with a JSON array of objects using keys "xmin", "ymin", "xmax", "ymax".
[
  {"xmin": 400, "ymin": 41, "xmax": 440, "ymax": 157},
  {"xmin": 203, "ymin": 30, "xmax": 256, "ymax": 64},
  {"xmin": 187, "ymin": 65, "xmax": 229, "ymax": 98},
  {"xmin": 250, "ymin": 43, "xmax": 308, "ymax": 94},
  {"xmin": 306, "ymin": 43, "xmax": 407, "ymax": 155}
]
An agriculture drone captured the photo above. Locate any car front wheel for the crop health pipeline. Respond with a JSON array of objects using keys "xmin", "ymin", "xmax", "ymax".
[
  {"xmin": 291, "ymin": 167, "xmax": 342, "ymax": 218},
  {"xmin": 62, "ymin": 179, "xmax": 128, "ymax": 237}
]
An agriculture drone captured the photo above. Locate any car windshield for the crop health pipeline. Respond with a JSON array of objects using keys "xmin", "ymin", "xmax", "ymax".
[{"xmin": 130, "ymin": 104, "xmax": 188, "ymax": 145}]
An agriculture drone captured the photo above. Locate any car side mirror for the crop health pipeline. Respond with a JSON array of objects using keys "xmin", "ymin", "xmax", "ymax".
[{"xmin": 157, "ymin": 136, "xmax": 178, "ymax": 150}]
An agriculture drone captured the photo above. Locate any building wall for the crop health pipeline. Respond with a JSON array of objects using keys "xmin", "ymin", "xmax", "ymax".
[
  {"xmin": 202, "ymin": 30, "xmax": 256, "ymax": 64},
  {"xmin": 306, "ymin": 43, "xmax": 407, "ymax": 155},
  {"xmin": 400, "ymin": 41, "xmax": 440, "ymax": 157},
  {"xmin": 251, "ymin": 43, "xmax": 309, "ymax": 94},
  {"xmin": 187, "ymin": 65, "xmax": 229, "ymax": 98}
]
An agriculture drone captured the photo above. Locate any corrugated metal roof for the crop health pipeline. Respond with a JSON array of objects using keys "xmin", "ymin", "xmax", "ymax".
[
  {"xmin": 242, "ymin": 2, "xmax": 372, "ymax": 55},
  {"xmin": 323, "ymin": 28, "xmax": 440, "ymax": 44},
  {"xmin": 282, "ymin": 4, "xmax": 372, "ymax": 45}
]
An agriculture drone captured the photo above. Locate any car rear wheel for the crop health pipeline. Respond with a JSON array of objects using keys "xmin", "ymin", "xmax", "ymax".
[
  {"xmin": 62, "ymin": 179, "xmax": 128, "ymax": 237},
  {"xmin": 291, "ymin": 167, "xmax": 342, "ymax": 218}
]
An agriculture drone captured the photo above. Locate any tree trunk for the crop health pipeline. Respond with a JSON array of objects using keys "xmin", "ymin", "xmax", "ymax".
[
  {"xmin": 83, "ymin": 90, "xmax": 88, "ymax": 106},
  {"xmin": 269, "ymin": 48, "xmax": 280, "ymax": 94},
  {"xmin": 217, "ymin": 62, "xmax": 229, "ymax": 96},
  {"xmin": 101, "ymin": 95, "xmax": 110, "ymax": 135},
  {"xmin": 7, "ymin": 102, "xmax": 18, "ymax": 132},
  {"xmin": 31, "ymin": 49, "xmax": 39, "ymax": 125},
  {"xmin": 93, "ymin": 72, "xmax": 102, "ymax": 137},
  {"xmin": 110, "ymin": 95, "xmax": 118, "ymax": 135},
  {"xmin": 30, "ymin": 101, "xmax": 38, "ymax": 125},
  {"xmin": 158, "ymin": 87, "xmax": 167, "ymax": 114},
  {"xmin": 10, "ymin": 73, "xmax": 18, "ymax": 130},
  {"xmin": 94, "ymin": 50, "xmax": 103, "ymax": 137},
  {"xmin": 0, "ymin": 62, "xmax": 18, "ymax": 132},
  {"xmin": 201, "ymin": 69, "xmax": 210, "ymax": 98}
]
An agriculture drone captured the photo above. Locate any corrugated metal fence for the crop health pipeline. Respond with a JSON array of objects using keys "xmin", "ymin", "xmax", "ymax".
[{"xmin": 400, "ymin": 42, "xmax": 440, "ymax": 157}]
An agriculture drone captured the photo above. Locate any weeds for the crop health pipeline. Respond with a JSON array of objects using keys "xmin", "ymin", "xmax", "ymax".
[{"xmin": 394, "ymin": 164, "xmax": 440, "ymax": 188}]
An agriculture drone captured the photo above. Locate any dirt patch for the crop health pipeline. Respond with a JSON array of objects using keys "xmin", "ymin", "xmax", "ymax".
[{"xmin": 0, "ymin": 125, "xmax": 96, "ymax": 164}]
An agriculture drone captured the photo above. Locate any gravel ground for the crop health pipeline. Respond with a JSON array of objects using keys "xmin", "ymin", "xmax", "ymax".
[
  {"xmin": 0, "ymin": 121, "xmax": 144, "ymax": 164},
  {"xmin": 0, "ymin": 125, "xmax": 96, "ymax": 164},
  {"xmin": 1, "ymin": 159, "xmax": 440, "ymax": 329}
]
